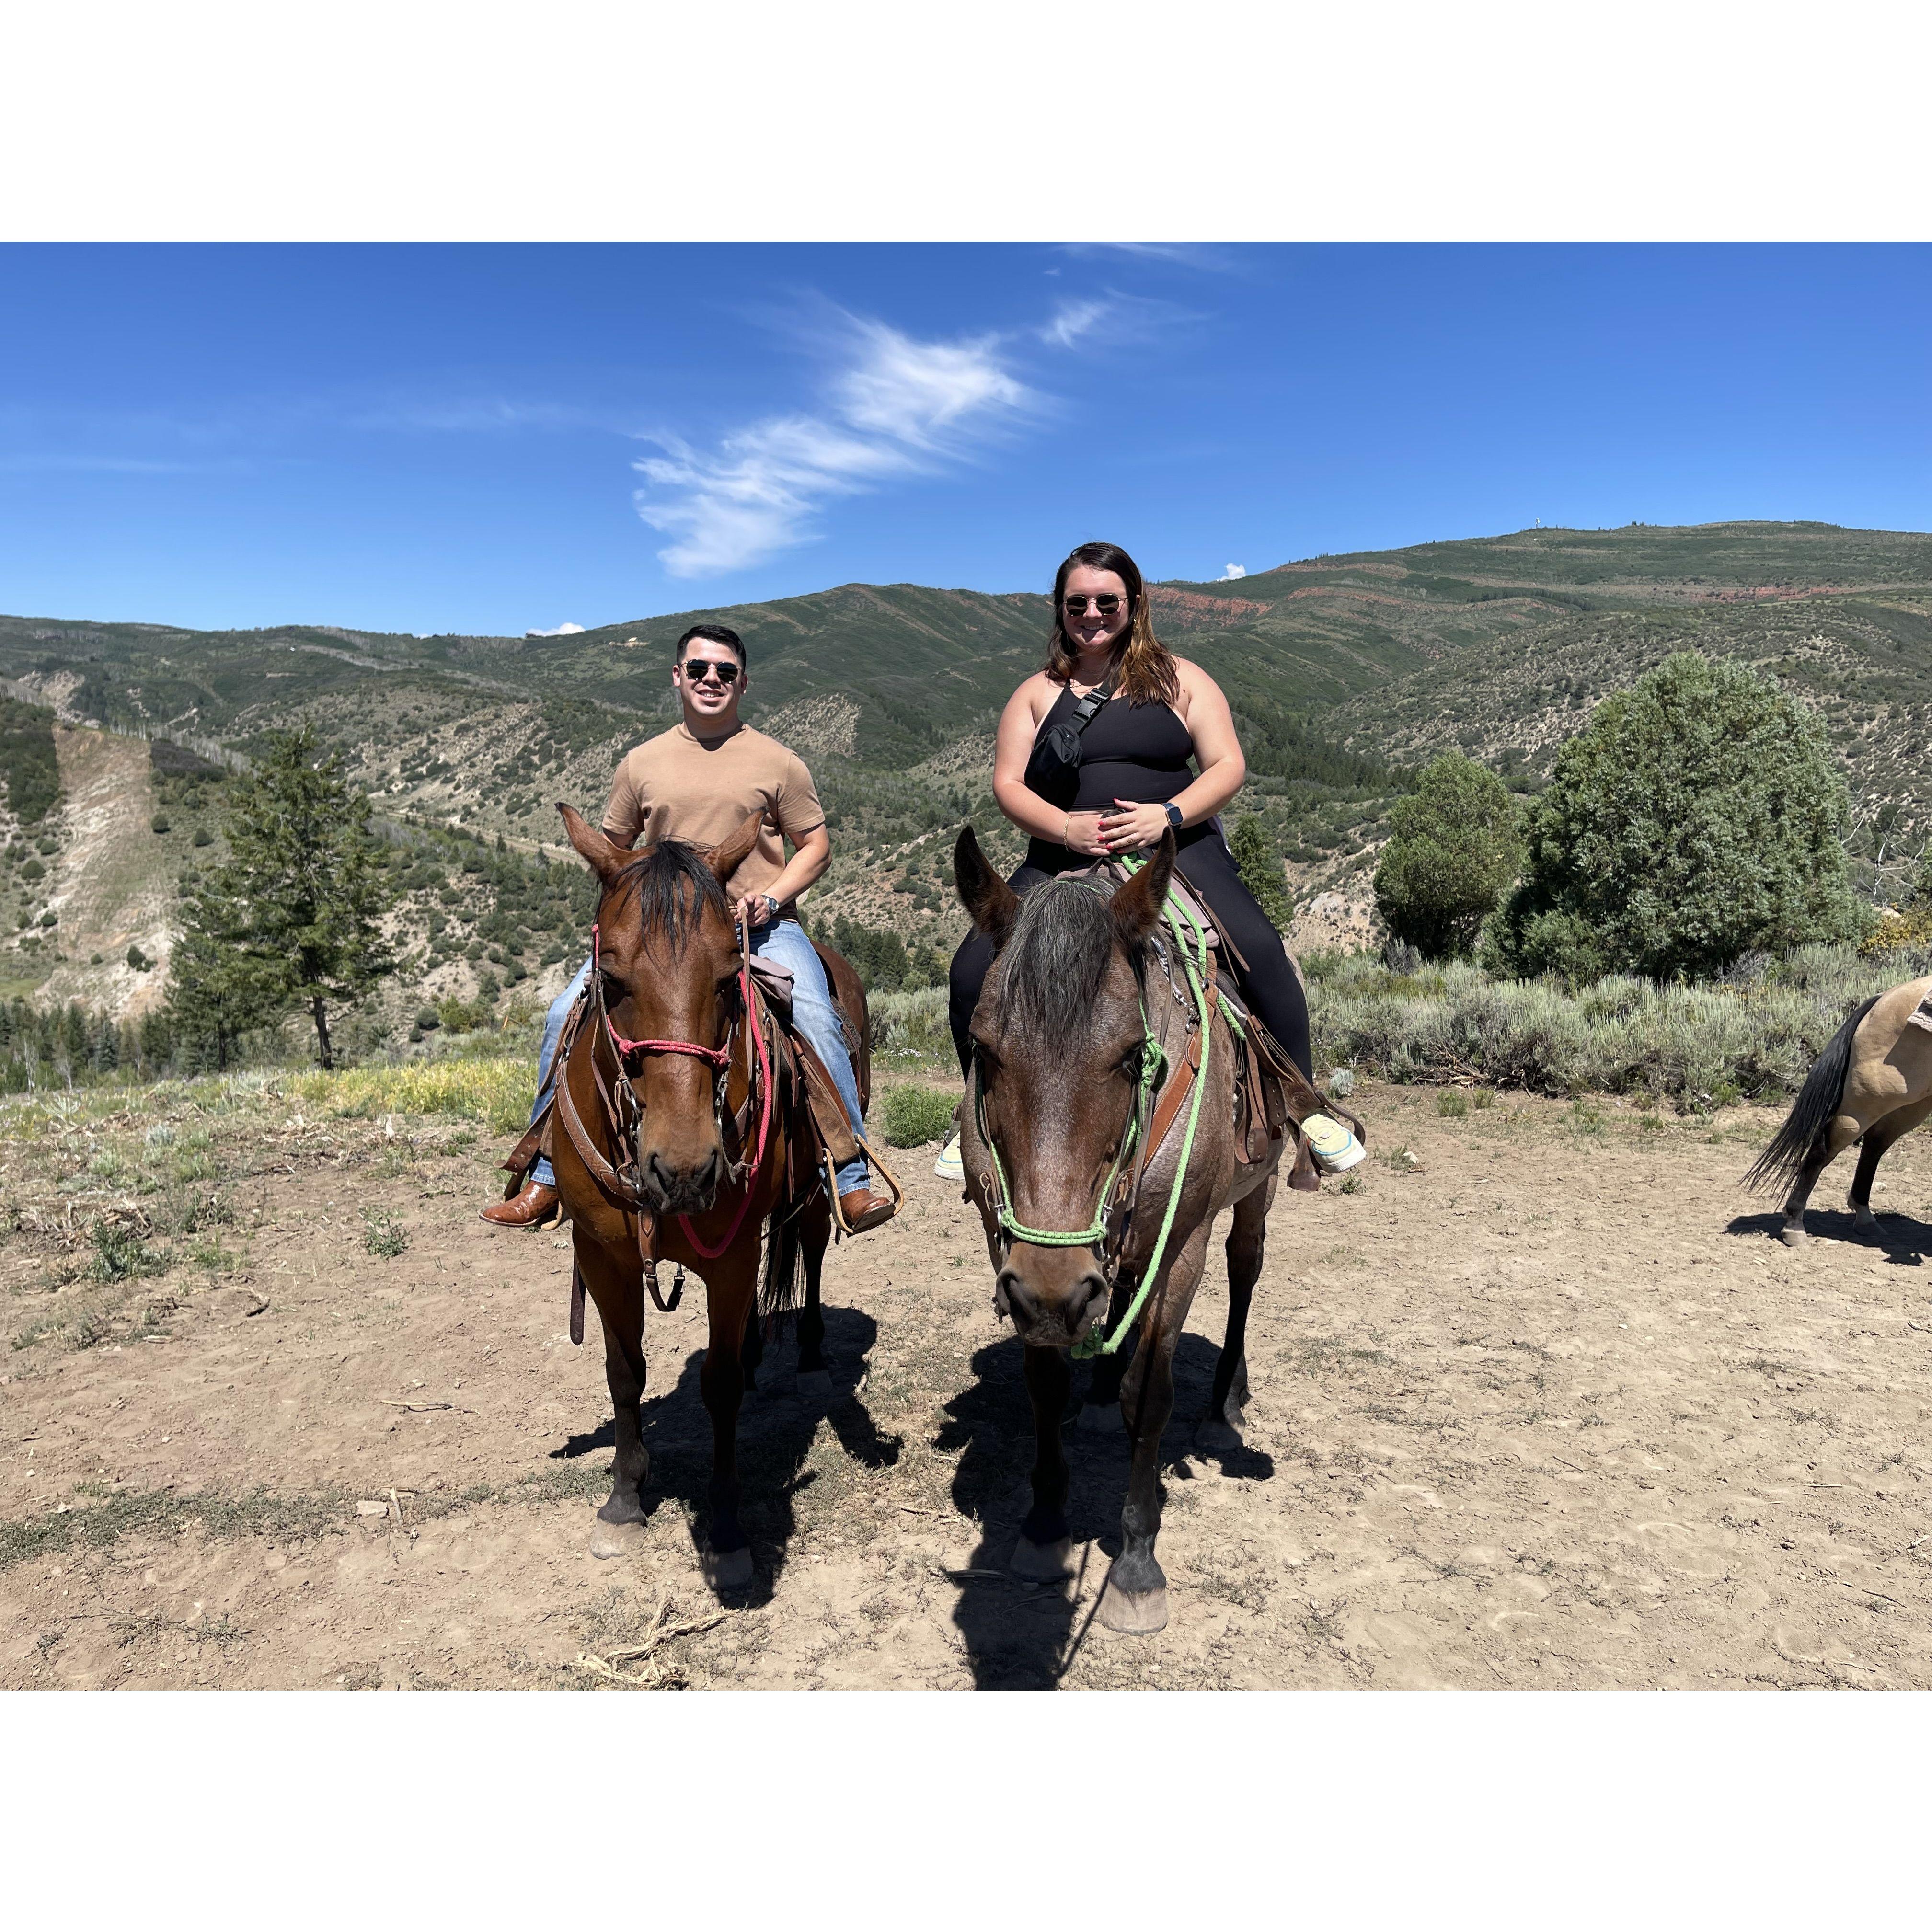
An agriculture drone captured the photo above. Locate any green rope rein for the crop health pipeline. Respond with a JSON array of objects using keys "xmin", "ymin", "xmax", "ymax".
[{"xmin": 1072, "ymin": 857, "xmax": 1215, "ymax": 1359}]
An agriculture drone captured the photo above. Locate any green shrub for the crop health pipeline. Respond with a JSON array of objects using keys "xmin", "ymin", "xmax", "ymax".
[
  {"xmin": 1435, "ymin": 1090, "xmax": 1469, "ymax": 1118},
  {"xmin": 1486, "ymin": 653, "xmax": 1866, "ymax": 981},
  {"xmin": 878, "ymin": 1083, "xmax": 957, "ymax": 1147},
  {"xmin": 1374, "ymin": 752, "xmax": 1523, "ymax": 959},
  {"xmin": 415, "ymin": 1006, "xmax": 442, "ymax": 1031},
  {"xmin": 361, "ymin": 1208, "xmax": 409, "ymax": 1258},
  {"xmin": 150, "ymin": 813, "xmax": 171, "ymax": 835},
  {"xmin": 88, "ymin": 1221, "xmax": 162, "ymax": 1284}
]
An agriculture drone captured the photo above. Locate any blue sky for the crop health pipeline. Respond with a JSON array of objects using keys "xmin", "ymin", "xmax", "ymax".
[{"xmin": 2, "ymin": 243, "xmax": 1928, "ymax": 637}]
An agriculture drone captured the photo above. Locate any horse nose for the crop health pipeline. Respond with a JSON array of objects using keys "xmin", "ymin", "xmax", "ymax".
[
  {"xmin": 995, "ymin": 1264, "xmax": 1109, "ymax": 1341},
  {"xmin": 1064, "ymin": 1269, "xmax": 1109, "ymax": 1336},
  {"xmin": 997, "ymin": 1268, "xmax": 1039, "ymax": 1334},
  {"xmin": 644, "ymin": 1147, "xmax": 721, "ymax": 1211}
]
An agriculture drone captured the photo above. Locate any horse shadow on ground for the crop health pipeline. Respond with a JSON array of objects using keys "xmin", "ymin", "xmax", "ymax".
[
  {"xmin": 1726, "ymin": 1207, "xmax": 1932, "ymax": 1265},
  {"xmin": 934, "ymin": 1330, "xmax": 1276, "ymax": 1690},
  {"xmin": 548, "ymin": 1303, "xmax": 902, "ymax": 1604}
]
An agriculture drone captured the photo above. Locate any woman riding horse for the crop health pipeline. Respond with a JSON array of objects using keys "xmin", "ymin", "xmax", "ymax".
[{"xmin": 940, "ymin": 539, "xmax": 1359, "ymax": 1176}]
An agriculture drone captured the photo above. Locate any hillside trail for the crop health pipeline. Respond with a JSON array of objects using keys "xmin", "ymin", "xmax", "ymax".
[
  {"xmin": 4, "ymin": 1081, "xmax": 1932, "ymax": 1690},
  {"xmin": 36, "ymin": 727, "xmax": 173, "ymax": 1021}
]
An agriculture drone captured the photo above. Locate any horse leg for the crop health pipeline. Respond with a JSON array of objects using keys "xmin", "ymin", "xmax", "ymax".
[
  {"xmin": 1098, "ymin": 1226, "xmax": 1210, "ymax": 1635},
  {"xmin": 796, "ymin": 1192, "xmax": 834, "ymax": 1399},
  {"xmin": 1077, "ymin": 1272, "xmax": 1136, "ymax": 1436},
  {"xmin": 1849, "ymin": 1097, "xmax": 1932, "ymax": 1230},
  {"xmin": 1199, "ymin": 1176, "xmax": 1273, "ymax": 1452},
  {"xmin": 1012, "ymin": 1343, "xmax": 1074, "ymax": 1579},
  {"xmin": 699, "ymin": 1259, "xmax": 759, "ymax": 1592},
  {"xmin": 739, "ymin": 1298, "xmax": 763, "ymax": 1395},
  {"xmin": 1781, "ymin": 1115, "xmax": 1864, "ymax": 1247},
  {"xmin": 577, "ymin": 1244, "xmax": 651, "ymax": 1560}
]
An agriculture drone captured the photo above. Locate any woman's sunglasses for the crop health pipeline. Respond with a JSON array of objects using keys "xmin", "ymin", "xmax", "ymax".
[
  {"xmin": 681, "ymin": 657, "xmax": 741, "ymax": 685},
  {"xmin": 1062, "ymin": 593, "xmax": 1124, "ymax": 618}
]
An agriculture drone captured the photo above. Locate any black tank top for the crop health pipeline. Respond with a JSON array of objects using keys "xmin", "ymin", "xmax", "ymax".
[{"xmin": 1024, "ymin": 685, "xmax": 1208, "ymax": 871}]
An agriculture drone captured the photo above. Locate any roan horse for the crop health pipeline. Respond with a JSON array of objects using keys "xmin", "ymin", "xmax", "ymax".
[
  {"xmin": 952, "ymin": 826, "xmax": 1290, "ymax": 1634},
  {"xmin": 1747, "ymin": 973, "xmax": 1932, "ymax": 1247},
  {"xmin": 549, "ymin": 804, "xmax": 867, "ymax": 1587}
]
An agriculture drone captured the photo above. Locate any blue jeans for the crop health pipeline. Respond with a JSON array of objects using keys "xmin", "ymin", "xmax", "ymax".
[{"xmin": 528, "ymin": 918, "xmax": 869, "ymax": 1195}]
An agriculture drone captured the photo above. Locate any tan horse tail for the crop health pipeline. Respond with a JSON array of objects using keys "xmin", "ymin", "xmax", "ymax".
[{"xmin": 1743, "ymin": 994, "xmax": 1881, "ymax": 1195}]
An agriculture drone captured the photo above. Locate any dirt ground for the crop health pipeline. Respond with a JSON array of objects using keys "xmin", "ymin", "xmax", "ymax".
[{"xmin": 4, "ymin": 1079, "xmax": 1932, "ymax": 1690}]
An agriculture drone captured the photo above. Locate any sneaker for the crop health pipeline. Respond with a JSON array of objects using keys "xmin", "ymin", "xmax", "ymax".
[
  {"xmin": 933, "ymin": 1129, "xmax": 964, "ymax": 1181},
  {"xmin": 1300, "ymin": 1113, "xmax": 1365, "ymax": 1173}
]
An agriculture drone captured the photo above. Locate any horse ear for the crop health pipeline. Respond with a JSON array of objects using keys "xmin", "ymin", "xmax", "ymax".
[
  {"xmin": 557, "ymin": 803, "xmax": 628, "ymax": 882},
  {"xmin": 954, "ymin": 826, "xmax": 1019, "ymax": 946},
  {"xmin": 1109, "ymin": 829, "xmax": 1176, "ymax": 947},
  {"xmin": 704, "ymin": 810, "xmax": 766, "ymax": 887}
]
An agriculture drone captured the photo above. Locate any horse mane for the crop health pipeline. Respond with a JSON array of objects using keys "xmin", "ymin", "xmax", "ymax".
[
  {"xmin": 613, "ymin": 839, "xmax": 729, "ymax": 948},
  {"xmin": 994, "ymin": 876, "xmax": 1142, "ymax": 1040}
]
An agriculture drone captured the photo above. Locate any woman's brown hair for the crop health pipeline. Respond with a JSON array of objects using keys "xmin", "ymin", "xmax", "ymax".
[{"xmin": 1043, "ymin": 540, "xmax": 1180, "ymax": 709}]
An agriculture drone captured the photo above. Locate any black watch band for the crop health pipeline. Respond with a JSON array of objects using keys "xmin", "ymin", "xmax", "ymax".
[{"xmin": 1163, "ymin": 801, "xmax": 1184, "ymax": 831}]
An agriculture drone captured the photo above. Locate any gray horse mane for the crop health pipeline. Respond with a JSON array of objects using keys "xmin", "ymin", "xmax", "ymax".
[{"xmin": 994, "ymin": 877, "xmax": 1141, "ymax": 1040}]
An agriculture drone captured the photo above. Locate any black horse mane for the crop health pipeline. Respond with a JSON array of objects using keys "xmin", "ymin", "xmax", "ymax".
[
  {"xmin": 613, "ymin": 839, "xmax": 729, "ymax": 948},
  {"xmin": 994, "ymin": 876, "xmax": 1143, "ymax": 1040}
]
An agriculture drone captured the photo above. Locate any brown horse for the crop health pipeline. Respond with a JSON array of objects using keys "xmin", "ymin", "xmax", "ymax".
[
  {"xmin": 952, "ymin": 826, "xmax": 1291, "ymax": 1634},
  {"xmin": 550, "ymin": 805, "xmax": 866, "ymax": 1588},
  {"xmin": 1746, "ymin": 973, "xmax": 1932, "ymax": 1246}
]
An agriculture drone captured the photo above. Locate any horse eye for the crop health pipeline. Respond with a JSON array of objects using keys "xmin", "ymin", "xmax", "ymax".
[{"xmin": 1117, "ymin": 1046, "xmax": 1142, "ymax": 1080}]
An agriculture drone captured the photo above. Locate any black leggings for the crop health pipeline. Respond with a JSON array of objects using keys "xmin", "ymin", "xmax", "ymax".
[{"xmin": 948, "ymin": 832, "xmax": 1312, "ymax": 1081}]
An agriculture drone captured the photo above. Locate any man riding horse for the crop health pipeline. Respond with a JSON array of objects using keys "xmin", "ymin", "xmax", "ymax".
[{"xmin": 485, "ymin": 620, "xmax": 896, "ymax": 1235}]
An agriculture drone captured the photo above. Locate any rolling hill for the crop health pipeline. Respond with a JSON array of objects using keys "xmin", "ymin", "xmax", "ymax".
[{"xmin": 6, "ymin": 518, "xmax": 1932, "ymax": 1027}]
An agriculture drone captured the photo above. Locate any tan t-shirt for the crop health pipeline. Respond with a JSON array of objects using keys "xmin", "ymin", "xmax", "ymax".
[{"xmin": 601, "ymin": 722, "xmax": 826, "ymax": 910}]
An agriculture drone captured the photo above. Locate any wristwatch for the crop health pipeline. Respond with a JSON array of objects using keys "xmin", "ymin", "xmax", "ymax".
[
  {"xmin": 758, "ymin": 893, "xmax": 781, "ymax": 925},
  {"xmin": 1163, "ymin": 802, "xmax": 1184, "ymax": 831}
]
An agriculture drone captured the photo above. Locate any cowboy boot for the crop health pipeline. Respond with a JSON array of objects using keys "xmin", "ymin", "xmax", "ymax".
[
  {"xmin": 481, "ymin": 1178, "xmax": 561, "ymax": 1229},
  {"xmin": 838, "ymin": 1186, "xmax": 896, "ymax": 1234}
]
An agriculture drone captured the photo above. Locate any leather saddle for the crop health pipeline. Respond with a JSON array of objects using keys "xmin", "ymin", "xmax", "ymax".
[{"xmin": 1093, "ymin": 859, "xmax": 1365, "ymax": 1192}]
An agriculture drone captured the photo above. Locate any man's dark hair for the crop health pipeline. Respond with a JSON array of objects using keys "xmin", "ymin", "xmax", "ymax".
[{"xmin": 675, "ymin": 622, "xmax": 747, "ymax": 669}]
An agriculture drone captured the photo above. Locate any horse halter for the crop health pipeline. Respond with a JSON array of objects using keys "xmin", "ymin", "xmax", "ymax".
[
  {"xmin": 590, "ymin": 919, "xmax": 734, "ymax": 1074},
  {"xmin": 971, "ymin": 995, "xmax": 1164, "ymax": 1264},
  {"xmin": 586, "ymin": 907, "xmax": 775, "ymax": 1264}
]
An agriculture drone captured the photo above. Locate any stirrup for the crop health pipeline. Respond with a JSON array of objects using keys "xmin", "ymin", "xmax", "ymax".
[{"xmin": 826, "ymin": 1133, "xmax": 906, "ymax": 1235}]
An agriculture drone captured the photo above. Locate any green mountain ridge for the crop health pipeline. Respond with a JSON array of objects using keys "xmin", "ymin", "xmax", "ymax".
[{"xmin": 7, "ymin": 518, "xmax": 1932, "ymax": 1022}]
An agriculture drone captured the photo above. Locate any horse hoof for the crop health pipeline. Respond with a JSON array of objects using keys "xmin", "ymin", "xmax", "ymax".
[
  {"xmin": 1096, "ymin": 1582, "xmax": 1169, "ymax": 1634},
  {"xmin": 1779, "ymin": 1226, "xmax": 1809, "ymax": 1249},
  {"xmin": 590, "ymin": 1519, "xmax": 645, "ymax": 1560},
  {"xmin": 1011, "ymin": 1535, "xmax": 1072, "ymax": 1581},
  {"xmin": 702, "ymin": 1544, "xmax": 754, "ymax": 1591},
  {"xmin": 1196, "ymin": 1415, "xmax": 1243, "ymax": 1453},
  {"xmin": 1077, "ymin": 1402, "xmax": 1124, "ymax": 1437},
  {"xmin": 796, "ymin": 1368, "xmax": 833, "ymax": 1400}
]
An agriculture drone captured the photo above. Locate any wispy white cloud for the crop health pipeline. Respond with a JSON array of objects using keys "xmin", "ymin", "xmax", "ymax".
[
  {"xmin": 1221, "ymin": 563, "xmax": 1247, "ymax": 580},
  {"xmin": 1040, "ymin": 299, "xmax": 1110, "ymax": 348},
  {"xmin": 525, "ymin": 621, "xmax": 585, "ymax": 637},
  {"xmin": 633, "ymin": 316, "xmax": 1041, "ymax": 578}
]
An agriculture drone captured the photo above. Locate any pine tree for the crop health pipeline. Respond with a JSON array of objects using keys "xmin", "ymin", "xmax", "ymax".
[
  {"xmin": 166, "ymin": 723, "xmax": 397, "ymax": 1070},
  {"xmin": 1229, "ymin": 816, "xmax": 1292, "ymax": 932}
]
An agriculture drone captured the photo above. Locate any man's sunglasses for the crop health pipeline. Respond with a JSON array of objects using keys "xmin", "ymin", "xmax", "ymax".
[
  {"xmin": 1062, "ymin": 593, "xmax": 1124, "ymax": 618},
  {"xmin": 681, "ymin": 657, "xmax": 741, "ymax": 685}
]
